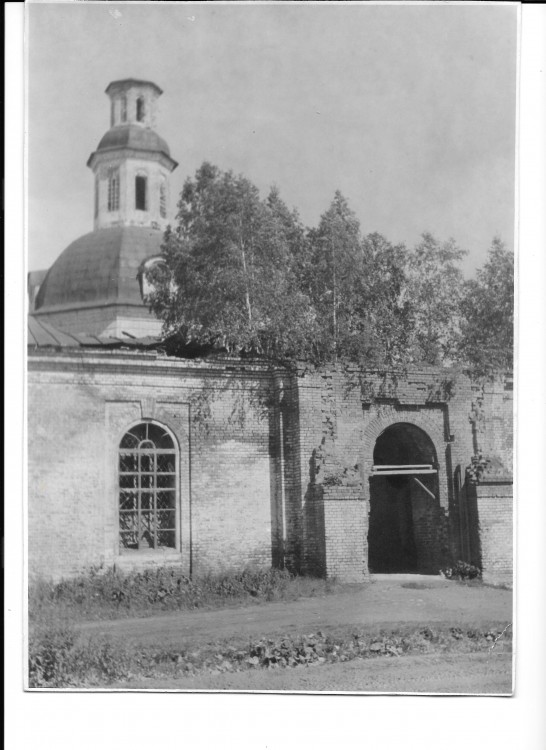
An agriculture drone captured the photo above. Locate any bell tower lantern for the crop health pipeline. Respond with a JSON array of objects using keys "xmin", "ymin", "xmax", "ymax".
[{"xmin": 87, "ymin": 79, "xmax": 178, "ymax": 232}]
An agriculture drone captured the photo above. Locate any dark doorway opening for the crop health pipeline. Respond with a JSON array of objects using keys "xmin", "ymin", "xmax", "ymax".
[
  {"xmin": 368, "ymin": 423, "xmax": 439, "ymax": 574},
  {"xmin": 369, "ymin": 475, "xmax": 418, "ymax": 572}
]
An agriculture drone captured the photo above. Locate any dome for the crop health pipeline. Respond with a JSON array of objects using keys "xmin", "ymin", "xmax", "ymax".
[
  {"xmin": 92, "ymin": 124, "xmax": 172, "ymax": 159},
  {"xmin": 105, "ymin": 79, "xmax": 163, "ymax": 96},
  {"xmin": 34, "ymin": 226, "xmax": 164, "ymax": 312}
]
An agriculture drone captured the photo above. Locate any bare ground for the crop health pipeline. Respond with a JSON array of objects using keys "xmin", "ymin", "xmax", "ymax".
[
  {"xmin": 73, "ymin": 577, "xmax": 512, "ymax": 693},
  {"xmin": 77, "ymin": 577, "xmax": 512, "ymax": 649},
  {"xmin": 112, "ymin": 652, "xmax": 513, "ymax": 694}
]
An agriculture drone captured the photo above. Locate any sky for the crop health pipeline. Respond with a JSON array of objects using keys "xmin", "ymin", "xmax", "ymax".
[{"xmin": 27, "ymin": 2, "xmax": 517, "ymax": 275}]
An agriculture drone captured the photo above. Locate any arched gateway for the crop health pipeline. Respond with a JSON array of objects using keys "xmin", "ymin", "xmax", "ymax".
[{"xmin": 367, "ymin": 422, "xmax": 443, "ymax": 574}]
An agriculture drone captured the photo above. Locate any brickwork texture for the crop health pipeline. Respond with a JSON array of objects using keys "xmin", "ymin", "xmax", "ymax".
[{"xmin": 27, "ymin": 353, "xmax": 513, "ymax": 583}]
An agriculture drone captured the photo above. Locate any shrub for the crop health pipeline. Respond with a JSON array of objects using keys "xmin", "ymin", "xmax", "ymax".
[
  {"xmin": 28, "ymin": 626, "xmax": 132, "ymax": 687},
  {"xmin": 28, "ymin": 622, "xmax": 512, "ymax": 687},
  {"xmin": 29, "ymin": 566, "xmax": 297, "ymax": 623},
  {"xmin": 71, "ymin": 638, "xmax": 132, "ymax": 684},
  {"xmin": 28, "ymin": 625, "xmax": 77, "ymax": 687},
  {"xmin": 442, "ymin": 561, "xmax": 482, "ymax": 581},
  {"xmin": 466, "ymin": 453, "xmax": 490, "ymax": 484}
]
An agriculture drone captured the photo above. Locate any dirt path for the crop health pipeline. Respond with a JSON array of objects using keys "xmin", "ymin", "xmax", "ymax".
[
  {"xmin": 77, "ymin": 578, "xmax": 512, "ymax": 648},
  {"xmin": 111, "ymin": 653, "xmax": 512, "ymax": 693}
]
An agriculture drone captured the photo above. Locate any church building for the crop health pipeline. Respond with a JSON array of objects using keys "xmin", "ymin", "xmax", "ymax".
[{"xmin": 27, "ymin": 80, "xmax": 513, "ymax": 585}]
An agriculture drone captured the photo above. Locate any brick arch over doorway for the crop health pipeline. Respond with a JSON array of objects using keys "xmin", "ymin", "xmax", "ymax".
[
  {"xmin": 362, "ymin": 407, "xmax": 450, "ymax": 574},
  {"xmin": 362, "ymin": 407, "xmax": 448, "ymax": 509}
]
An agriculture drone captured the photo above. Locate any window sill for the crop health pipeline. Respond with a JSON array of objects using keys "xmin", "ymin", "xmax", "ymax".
[
  {"xmin": 118, "ymin": 548, "xmax": 180, "ymax": 557},
  {"xmin": 115, "ymin": 549, "xmax": 183, "ymax": 570}
]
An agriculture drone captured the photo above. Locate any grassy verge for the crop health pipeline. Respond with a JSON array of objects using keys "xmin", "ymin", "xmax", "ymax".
[
  {"xmin": 28, "ymin": 621, "xmax": 512, "ymax": 689},
  {"xmin": 29, "ymin": 566, "xmax": 343, "ymax": 625},
  {"xmin": 28, "ymin": 565, "xmax": 351, "ymax": 687}
]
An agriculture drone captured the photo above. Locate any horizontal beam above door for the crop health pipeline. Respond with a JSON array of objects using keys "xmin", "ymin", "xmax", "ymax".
[
  {"xmin": 371, "ymin": 465, "xmax": 437, "ymax": 475},
  {"xmin": 374, "ymin": 464, "xmax": 433, "ymax": 470}
]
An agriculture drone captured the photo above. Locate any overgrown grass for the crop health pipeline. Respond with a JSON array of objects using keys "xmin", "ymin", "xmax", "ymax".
[
  {"xmin": 28, "ymin": 565, "xmax": 512, "ymax": 688},
  {"xmin": 29, "ymin": 566, "xmax": 342, "ymax": 625},
  {"xmin": 28, "ymin": 626, "xmax": 133, "ymax": 688},
  {"xmin": 28, "ymin": 621, "xmax": 512, "ymax": 688}
]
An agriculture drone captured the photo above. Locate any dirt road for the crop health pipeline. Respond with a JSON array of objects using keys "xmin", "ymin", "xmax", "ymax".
[
  {"xmin": 78, "ymin": 577, "xmax": 512, "ymax": 649},
  {"xmin": 112, "ymin": 652, "xmax": 512, "ymax": 693}
]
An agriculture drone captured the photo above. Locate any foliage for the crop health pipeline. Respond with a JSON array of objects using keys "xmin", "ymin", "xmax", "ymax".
[
  {"xmin": 28, "ymin": 622, "xmax": 511, "ymax": 687},
  {"xmin": 146, "ymin": 163, "xmax": 317, "ymax": 361},
  {"xmin": 146, "ymin": 162, "xmax": 511, "ymax": 375},
  {"xmin": 28, "ymin": 626, "xmax": 132, "ymax": 687},
  {"xmin": 406, "ymin": 233, "xmax": 467, "ymax": 365},
  {"xmin": 459, "ymin": 238, "xmax": 514, "ymax": 377},
  {"xmin": 441, "ymin": 561, "xmax": 482, "ymax": 581},
  {"xmin": 305, "ymin": 191, "xmax": 364, "ymax": 362},
  {"xmin": 466, "ymin": 452, "xmax": 492, "ymax": 484},
  {"xmin": 28, "ymin": 566, "xmax": 343, "ymax": 623},
  {"xmin": 28, "ymin": 625, "xmax": 78, "ymax": 687},
  {"xmin": 358, "ymin": 233, "xmax": 413, "ymax": 367}
]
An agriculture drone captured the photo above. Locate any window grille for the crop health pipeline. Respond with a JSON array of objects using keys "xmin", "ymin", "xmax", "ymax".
[
  {"xmin": 118, "ymin": 422, "xmax": 177, "ymax": 552},
  {"xmin": 136, "ymin": 96, "xmax": 145, "ymax": 122},
  {"xmin": 159, "ymin": 179, "xmax": 167, "ymax": 218},
  {"xmin": 135, "ymin": 175, "xmax": 147, "ymax": 210},
  {"xmin": 107, "ymin": 170, "xmax": 120, "ymax": 212}
]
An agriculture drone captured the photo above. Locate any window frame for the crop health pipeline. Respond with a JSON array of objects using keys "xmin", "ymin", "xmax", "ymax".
[
  {"xmin": 107, "ymin": 168, "xmax": 120, "ymax": 212},
  {"xmin": 117, "ymin": 421, "xmax": 180, "ymax": 554}
]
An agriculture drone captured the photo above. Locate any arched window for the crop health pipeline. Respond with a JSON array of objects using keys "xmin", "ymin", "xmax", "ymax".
[
  {"xmin": 159, "ymin": 178, "xmax": 167, "ymax": 218},
  {"xmin": 118, "ymin": 422, "xmax": 177, "ymax": 551},
  {"xmin": 136, "ymin": 96, "xmax": 145, "ymax": 122},
  {"xmin": 135, "ymin": 175, "xmax": 147, "ymax": 210},
  {"xmin": 94, "ymin": 176, "xmax": 99, "ymax": 218},
  {"xmin": 120, "ymin": 94, "xmax": 127, "ymax": 123},
  {"xmin": 138, "ymin": 256, "xmax": 170, "ymax": 300},
  {"xmin": 107, "ymin": 169, "xmax": 120, "ymax": 212}
]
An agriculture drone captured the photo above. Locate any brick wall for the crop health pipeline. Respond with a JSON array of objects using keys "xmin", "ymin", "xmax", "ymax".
[
  {"xmin": 28, "ymin": 351, "xmax": 280, "ymax": 580},
  {"xmin": 322, "ymin": 488, "xmax": 367, "ymax": 582},
  {"xmin": 27, "ymin": 352, "xmax": 513, "ymax": 583},
  {"xmin": 466, "ymin": 479, "xmax": 513, "ymax": 584},
  {"xmin": 292, "ymin": 366, "xmax": 512, "ymax": 582}
]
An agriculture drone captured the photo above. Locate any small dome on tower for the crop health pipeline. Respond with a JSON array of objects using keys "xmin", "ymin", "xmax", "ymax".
[
  {"xmin": 105, "ymin": 78, "xmax": 163, "ymax": 97},
  {"xmin": 96, "ymin": 124, "xmax": 171, "ymax": 157}
]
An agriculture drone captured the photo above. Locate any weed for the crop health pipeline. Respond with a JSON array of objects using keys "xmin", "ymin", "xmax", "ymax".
[
  {"xmin": 441, "ymin": 561, "xmax": 482, "ymax": 581},
  {"xmin": 28, "ymin": 624, "xmax": 134, "ymax": 688},
  {"xmin": 28, "ymin": 625, "xmax": 78, "ymax": 687},
  {"xmin": 28, "ymin": 566, "xmax": 343, "ymax": 625},
  {"xmin": 29, "ymin": 621, "xmax": 512, "ymax": 688}
]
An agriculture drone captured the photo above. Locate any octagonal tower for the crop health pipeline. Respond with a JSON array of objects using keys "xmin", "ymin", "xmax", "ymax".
[{"xmin": 88, "ymin": 80, "xmax": 177, "ymax": 233}]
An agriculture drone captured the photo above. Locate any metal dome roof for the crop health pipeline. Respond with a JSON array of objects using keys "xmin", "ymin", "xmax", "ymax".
[
  {"xmin": 28, "ymin": 315, "xmax": 163, "ymax": 350},
  {"xmin": 105, "ymin": 79, "xmax": 163, "ymax": 96},
  {"xmin": 97, "ymin": 124, "xmax": 171, "ymax": 156},
  {"xmin": 34, "ymin": 226, "xmax": 164, "ymax": 312}
]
